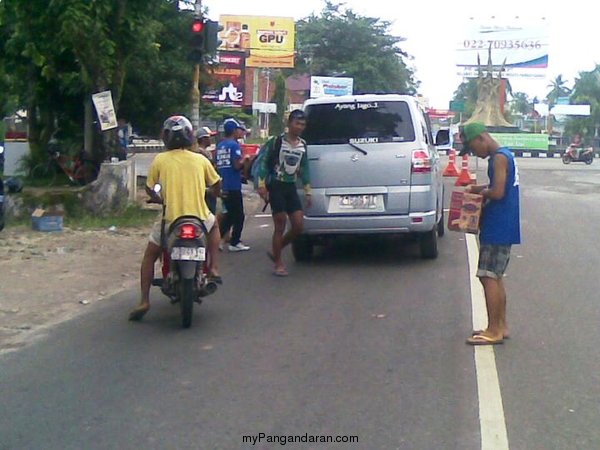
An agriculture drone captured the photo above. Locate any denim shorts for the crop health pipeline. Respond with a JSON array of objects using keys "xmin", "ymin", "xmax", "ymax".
[{"xmin": 477, "ymin": 244, "xmax": 511, "ymax": 279}]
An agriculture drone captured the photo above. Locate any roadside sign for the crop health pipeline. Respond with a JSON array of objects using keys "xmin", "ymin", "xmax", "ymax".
[{"xmin": 449, "ymin": 100, "xmax": 465, "ymax": 112}]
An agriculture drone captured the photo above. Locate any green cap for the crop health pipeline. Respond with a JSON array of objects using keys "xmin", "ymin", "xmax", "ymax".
[{"xmin": 459, "ymin": 122, "xmax": 487, "ymax": 155}]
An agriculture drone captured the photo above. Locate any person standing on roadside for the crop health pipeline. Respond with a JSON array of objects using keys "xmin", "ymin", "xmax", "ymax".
[
  {"xmin": 196, "ymin": 127, "xmax": 218, "ymax": 214},
  {"xmin": 257, "ymin": 110, "xmax": 311, "ymax": 276},
  {"xmin": 460, "ymin": 122, "xmax": 521, "ymax": 346},
  {"xmin": 216, "ymin": 118, "xmax": 251, "ymax": 252}
]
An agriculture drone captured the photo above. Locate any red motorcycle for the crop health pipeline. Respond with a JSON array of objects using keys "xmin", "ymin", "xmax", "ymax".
[{"xmin": 149, "ymin": 184, "xmax": 218, "ymax": 328}]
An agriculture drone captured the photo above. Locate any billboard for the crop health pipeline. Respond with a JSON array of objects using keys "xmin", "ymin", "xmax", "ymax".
[
  {"xmin": 456, "ymin": 21, "xmax": 549, "ymax": 79},
  {"xmin": 218, "ymin": 15, "xmax": 295, "ymax": 68},
  {"xmin": 310, "ymin": 76, "xmax": 354, "ymax": 98},
  {"xmin": 202, "ymin": 52, "xmax": 246, "ymax": 107}
]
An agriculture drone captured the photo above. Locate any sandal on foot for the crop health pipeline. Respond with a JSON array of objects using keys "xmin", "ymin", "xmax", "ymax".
[
  {"xmin": 128, "ymin": 305, "xmax": 150, "ymax": 321},
  {"xmin": 466, "ymin": 334, "xmax": 504, "ymax": 346},
  {"xmin": 273, "ymin": 268, "xmax": 289, "ymax": 277},
  {"xmin": 472, "ymin": 330, "xmax": 510, "ymax": 339},
  {"xmin": 209, "ymin": 275, "xmax": 223, "ymax": 285}
]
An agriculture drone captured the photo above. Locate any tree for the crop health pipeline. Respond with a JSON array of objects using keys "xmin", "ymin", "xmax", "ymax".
[
  {"xmin": 546, "ymin": 74, "xmax": 571, "ymax": 106},
  {"xmin": 269, "ymin": 72, "xmax": 287, "ymax": 136},
  {"xmin": 295, "ymin": 2, "xmax": 418, "ymax": 94},
  {"xmin": 0, "ymin": 0, "xmax": 196, "ymax": 163},
  {"xmin": 510, "ymin": 92, "xmax": 531, "ymax": 116},
  {"xmin": 564, "ymin": 65, "xmax": 600, "ymax": 139},
  {"xmin": 450, "ymin": 79, "xmax": 478, "ymax": 122}
]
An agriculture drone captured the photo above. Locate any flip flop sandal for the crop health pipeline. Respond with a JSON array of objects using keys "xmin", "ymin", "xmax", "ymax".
[
  {"xmin": 273, "ymin": 268, "xmax": 289, "ymax": 277},
  {"xmin": 209, "ymin": 275, "xmax": 223, "ymax": 285},
  {"xmin": 128, "ymin": 306, "xmax": 150, "ymax": 322},
  {"xmin": 466, "ymin": 334, "xmax": 504, "ymax": 346},
  {"xmin": 472, "ymin": 330, "xmax": 510, "ymax": 339}
]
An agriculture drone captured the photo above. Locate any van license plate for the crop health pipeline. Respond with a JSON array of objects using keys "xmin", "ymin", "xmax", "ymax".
[
  {"xmin": 339, "ymin": 195, "xmax": 378, "ymax": 210},
  {"xmin": 171, "ymin": 247, "xmax": 206, "ymax": 261}
]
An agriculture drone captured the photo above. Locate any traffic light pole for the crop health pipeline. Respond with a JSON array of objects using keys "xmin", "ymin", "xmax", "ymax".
[
  {"xmin": 191, "ymin": 63, "xmax": 201, "ymax": 130},
  {"xmin": 190, "ymin": 0, "xmax": 203, "ymax": 130}
]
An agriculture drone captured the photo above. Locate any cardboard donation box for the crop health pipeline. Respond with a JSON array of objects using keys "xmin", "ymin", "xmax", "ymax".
[{"xmin": 447, "ymin": 191, "xmax": 483, "ymax": 234}]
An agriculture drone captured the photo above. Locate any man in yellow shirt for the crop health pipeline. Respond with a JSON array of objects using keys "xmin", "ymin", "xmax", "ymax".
[{"xmin": 129, "ymin": 116, "xmax": 222, "ymax": 321}]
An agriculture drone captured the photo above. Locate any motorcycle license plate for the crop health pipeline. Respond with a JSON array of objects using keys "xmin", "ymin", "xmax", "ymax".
[{"xmin": 170, "ymin": 247, "xmax": 206, "ymax": 261}]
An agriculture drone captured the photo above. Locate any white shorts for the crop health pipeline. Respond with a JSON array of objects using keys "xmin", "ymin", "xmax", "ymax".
[{"xmin": 149, "ymin": 213, "xmax": 216, "ymax": 246}]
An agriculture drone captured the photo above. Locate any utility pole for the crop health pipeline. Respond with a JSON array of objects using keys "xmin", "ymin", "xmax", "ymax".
[{"xmin": 190, "ymin": 0, "xmax": 203, "ymax": 130}]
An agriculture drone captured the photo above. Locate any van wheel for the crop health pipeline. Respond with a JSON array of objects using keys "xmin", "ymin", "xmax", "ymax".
[
  {"xmin": 292, "ymin": 235, "xmax": 314, "ymax": 262},
  {"xmin": 420, "ymin": 230, "xmax": 438, "ymax": 259}
]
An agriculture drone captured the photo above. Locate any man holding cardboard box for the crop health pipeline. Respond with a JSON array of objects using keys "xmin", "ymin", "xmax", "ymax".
[{"xmin": 459, "ymin": 122, "xmax": 521, "ymax": 346}]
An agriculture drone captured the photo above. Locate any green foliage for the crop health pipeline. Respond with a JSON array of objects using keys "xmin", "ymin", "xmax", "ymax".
[
  {"xmin": 546, "ymin": 75, "xmax": 571, "ymax": 106},
  {"xmin": 295, "ymin": 2, "xmax": 417, "ymax": 94},
  {"xmin": 451, "ymin": 79, "xmax": 478, "ymax": 122},
  {"xmin": 269, "ymin": 72, "xmax": 287, "ymax": 136},
  {"xmin": 510, "ymin": 92, "xmax": 532, "ymax": 116},
  {"xmin": 200, "ymin": 104, "xmax": 254, "ymax": 128},
  {"xmin": 564, "ymin": 65, "xmax": 600, "ymax": 140}
]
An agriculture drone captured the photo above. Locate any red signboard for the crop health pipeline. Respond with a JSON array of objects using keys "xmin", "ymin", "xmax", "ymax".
[
  {"xmin": 426, "ymin": 108, "xmax": 456, "ymax": 120},
  {"xmin": 202, "ymin": 51, "xmax": 246, "ymax": 107}
]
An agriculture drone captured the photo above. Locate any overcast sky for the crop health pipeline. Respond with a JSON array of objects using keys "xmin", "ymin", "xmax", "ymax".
[{"xmin": 201, "ymin": 0, "xmax": 599, "ymax": 108}]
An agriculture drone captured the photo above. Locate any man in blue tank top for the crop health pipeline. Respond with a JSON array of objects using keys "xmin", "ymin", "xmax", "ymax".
[{"xmin": 459, "ymin": 122, "xmax": 521, "ymax": 346}]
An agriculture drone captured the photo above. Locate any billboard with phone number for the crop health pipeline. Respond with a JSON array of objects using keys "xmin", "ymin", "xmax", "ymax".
[{"xmin": 456, "ymin": 21, "xmax": 549, "ymax": 79}]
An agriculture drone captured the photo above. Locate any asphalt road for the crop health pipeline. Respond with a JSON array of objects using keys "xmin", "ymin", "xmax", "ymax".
[{"xmin": 2, "ymin": 158, "xmax": 600, "ymax": 449}]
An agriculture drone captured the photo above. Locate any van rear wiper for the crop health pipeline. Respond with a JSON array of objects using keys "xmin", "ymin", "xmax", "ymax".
[{"xmin": 348, "ymin": 142, "xmax": 368, "ymax": 155}]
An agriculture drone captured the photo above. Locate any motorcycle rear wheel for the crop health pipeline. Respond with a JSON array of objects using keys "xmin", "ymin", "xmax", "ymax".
[
  {"xmin": 562, "ymin": 154, "xmax": 571, "ymax": 165},
  {"xmin": 179, "ymin": 278, "xmax": 195, "ymax": 328}
]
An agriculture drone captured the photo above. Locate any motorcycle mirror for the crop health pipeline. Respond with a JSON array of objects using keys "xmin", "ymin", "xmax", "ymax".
[{"xmin": 153, "ymin": 184, "xmax": 162, "ymax": 194}]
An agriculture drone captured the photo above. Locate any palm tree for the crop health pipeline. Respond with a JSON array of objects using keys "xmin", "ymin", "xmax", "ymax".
[{"xmin": 546, "ymin": 75, "xmax": 572, "ymax": 106}]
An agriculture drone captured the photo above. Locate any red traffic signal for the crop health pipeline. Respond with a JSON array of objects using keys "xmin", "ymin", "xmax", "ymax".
[{"xmin": 192, "ymin": 20, "xmax": 204, "ymax": 33}]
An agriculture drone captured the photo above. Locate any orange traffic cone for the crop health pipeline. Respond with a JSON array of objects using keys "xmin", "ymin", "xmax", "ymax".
[
  {"xmin": 455, "ymin": 154, "xmax": 476, "ymax": 186},
  {"xmin": 443, "ymin": 149, "xmax": 460, "ymax": 177}
]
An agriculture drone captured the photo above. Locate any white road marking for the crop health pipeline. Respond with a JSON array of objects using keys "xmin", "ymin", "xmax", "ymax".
[
  {"xmin": 254, "ymin": 214, "xmax": 271, "ymax": 218},
  {"xmin": 466, "ymin": 234, "xmax": 510, "ymax": 450}
]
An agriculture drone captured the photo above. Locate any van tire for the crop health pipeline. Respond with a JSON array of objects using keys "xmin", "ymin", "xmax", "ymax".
[
  {"xmin": 420, "ymin": 230, "xmax": 438, "ymax": 259},
  {"xmin": 437, "ymin": 207, "xmax": 445, "ymax": 237},
  {"xmin": 292, "ymin": 235, "xmax": 314, "ymax": 262}
]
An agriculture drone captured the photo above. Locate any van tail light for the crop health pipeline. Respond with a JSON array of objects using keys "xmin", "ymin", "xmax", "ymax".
[
  {"xmin": 179, "ymin": 224, "xmax": 199, "ymax": 239},
  {"xmin": 412, "ymin": 149, "xmax": 432, "ymax": 174}
]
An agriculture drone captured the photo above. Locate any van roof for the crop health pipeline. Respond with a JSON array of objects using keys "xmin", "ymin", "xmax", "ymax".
[{"xmin": 304, "ymin": 94, "xmax": 417, "ymax": 107}]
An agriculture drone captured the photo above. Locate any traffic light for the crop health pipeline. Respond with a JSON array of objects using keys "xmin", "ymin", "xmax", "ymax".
[
  {"xmin": 190, "ymin": 18, "xmax": 206, "ymax": 62},
  {"xmin": 204, "ymin": 20, "xmax": 224, "ymax": 55}
]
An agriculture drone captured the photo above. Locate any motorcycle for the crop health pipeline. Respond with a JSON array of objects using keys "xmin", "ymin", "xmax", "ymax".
[
  {"xmin": 149, "ymin": 184, "xmax": 218, "ymax": 328},
  {"xmin": 562, "ymin": 146, "xmax": 594, "ymax": 165}
]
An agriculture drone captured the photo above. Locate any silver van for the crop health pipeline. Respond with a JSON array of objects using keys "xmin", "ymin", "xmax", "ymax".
[{"xmin": 293, "ymin": 94, "xmax": 445, "ymax": 260}]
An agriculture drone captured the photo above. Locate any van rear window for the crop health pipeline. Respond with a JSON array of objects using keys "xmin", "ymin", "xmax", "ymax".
[{"xmin": 303, "ymin": 101, "xmax": 415, "ymax": 145}]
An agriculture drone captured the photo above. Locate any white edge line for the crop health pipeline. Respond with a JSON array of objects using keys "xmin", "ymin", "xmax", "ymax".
[
  {"xmin": 466, "ymin": 234, "xmax": 510, "ymax": 450},
  {"xmin": 254, "ymin": 214, "xmax": 272, "ymax": 218}
]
